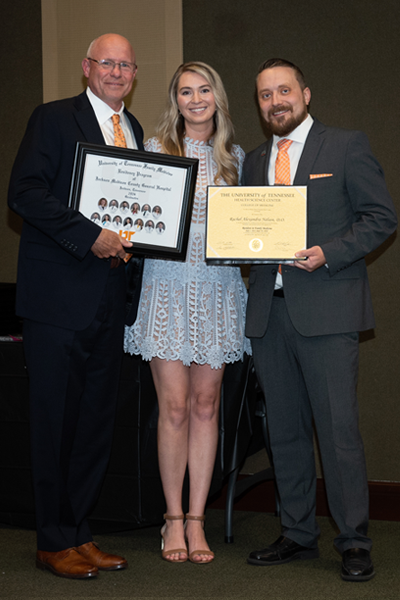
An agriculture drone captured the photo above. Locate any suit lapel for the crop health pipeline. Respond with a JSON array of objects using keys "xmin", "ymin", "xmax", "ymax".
[
  {"xmin": 124, "ymin": 110, "xmax": 144, "ymax": 151},
  {"xmin": 257, "ymin": 140, "xmax": 272, "ymax": 185},
  {"xmin": 294, "ymin": 119, "xmax": 326, "ymax": 185},
  {"xmin": 73, "ymin": 92, "xmax": 105, "ymax": 145},
  {"xmin": 72, "ymin": 91, "xmax": 144, "ymax": 150}
]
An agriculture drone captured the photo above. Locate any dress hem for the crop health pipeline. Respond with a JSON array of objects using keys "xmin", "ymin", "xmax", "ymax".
[{"xmin": 124, "ymin": 348, "xmax": 251, "ymax": 370}]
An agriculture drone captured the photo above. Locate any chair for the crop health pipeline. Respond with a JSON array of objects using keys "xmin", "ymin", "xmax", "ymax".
[{"xmin": 222, "ymin": 358, "xmax": 280, "ymax": 543}]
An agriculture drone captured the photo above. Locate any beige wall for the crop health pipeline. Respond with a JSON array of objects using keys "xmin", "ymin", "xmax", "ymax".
[
  {"xmin": 42, "ymin": 0, "xmax": 183, "ymax": 138},
  {"xmin": 1, "ymin": 0, "xmax": 183, "ymax": 284}
]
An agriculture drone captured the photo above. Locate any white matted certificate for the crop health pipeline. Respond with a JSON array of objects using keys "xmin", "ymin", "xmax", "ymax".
[
  {"xmin": 206, "ymin": 186, "xmax": 307, "ymax": 264},
  {"xmin": 68, "ymin": 142, "xmax": 198, "ymax": 260}
]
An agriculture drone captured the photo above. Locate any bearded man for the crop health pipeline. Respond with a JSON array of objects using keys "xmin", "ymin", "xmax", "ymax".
[{"xmin": 243, "ymin": 58, "xmax": 397, "ymax": 582}]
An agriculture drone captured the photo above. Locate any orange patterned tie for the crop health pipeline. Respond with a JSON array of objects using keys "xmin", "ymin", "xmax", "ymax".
[
  {"xmin": 111, "ymin": 114, "xmax": 127, "ymax": 148},
  {"xmin": 275, "ymin": 138, "xmax": 292, "ymax": 272},
  {"xmin": 275, "ymin": 138, "xmax": 293, "ymax": 185}
]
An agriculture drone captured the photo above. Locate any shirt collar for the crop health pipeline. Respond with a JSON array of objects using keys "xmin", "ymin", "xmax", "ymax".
[
  {"xmin": 273, "ymin": 113, "xmax": 314, "ymax": 147},
  {"xmin": 86, "ymin": 87, "xmax": 125, "ymax": 126}
]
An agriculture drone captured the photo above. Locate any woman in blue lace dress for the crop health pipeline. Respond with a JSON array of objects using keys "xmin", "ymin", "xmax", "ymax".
[{"xmin": 124, "ymin": 62, "xmax": 250, "ymax": 563}]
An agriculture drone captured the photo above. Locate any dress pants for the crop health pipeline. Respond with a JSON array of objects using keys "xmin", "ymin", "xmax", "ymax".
[
  {"xmin": 23, "ymin": 265, "xmax": 126, "ymax": 551},
  {"xmin": 251, "ymin": 295, "xmax": 371, "ymax": 553}
]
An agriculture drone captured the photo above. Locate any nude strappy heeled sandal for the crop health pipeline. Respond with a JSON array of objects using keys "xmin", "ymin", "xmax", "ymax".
[
  {"xmin": 185, "ymin": 514, "xmax": 215, "ymax": 564},
  {"xmin": 160, "ymin": 514, "xmax": 188, "ymax": 563}
]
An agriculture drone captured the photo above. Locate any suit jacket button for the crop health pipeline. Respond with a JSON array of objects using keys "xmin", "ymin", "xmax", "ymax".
[{"xmin": 271, "ymin": 269, "xmax": 277, "ymax": 275}]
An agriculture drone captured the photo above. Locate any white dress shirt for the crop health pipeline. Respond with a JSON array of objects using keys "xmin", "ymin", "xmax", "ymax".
[
  {"xmin": 86, "ymin": 87, "xmax": 137, "ymax": 149},
  {"xmin": 268, "ymin": 114, "xmax": 314, "ymax": 288}
]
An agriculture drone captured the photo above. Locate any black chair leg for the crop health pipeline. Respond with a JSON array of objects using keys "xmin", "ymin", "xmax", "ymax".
[
  {"xmin": 223, "ymin": 359, "xmax": 280, "ymax": 542},
  {"xmin": 224, "ymin": 464, "xmax": 240, "ymax": 543}
]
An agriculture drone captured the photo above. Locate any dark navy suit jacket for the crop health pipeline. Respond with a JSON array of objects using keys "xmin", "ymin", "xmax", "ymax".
[{"xmin": 8, "ymin": 91, "xmax": 144, "ymax": 330}]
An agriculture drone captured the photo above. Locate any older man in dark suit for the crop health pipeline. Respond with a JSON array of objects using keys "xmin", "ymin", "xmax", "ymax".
[
  {"xmin": 243, "ymin": 59, "xmax": 397, "ymax": 581},
  {"xmin": 8, "ymin": 33, "xmax": 144, "ymax": 579}
]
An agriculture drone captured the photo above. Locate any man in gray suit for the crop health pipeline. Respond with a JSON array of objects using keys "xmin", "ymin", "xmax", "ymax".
[{"xmin": 243, "ymin": 59, "xmax": 397, "ymax": 581}]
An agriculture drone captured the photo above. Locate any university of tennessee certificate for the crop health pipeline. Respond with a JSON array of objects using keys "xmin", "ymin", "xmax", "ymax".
[{"xmin": 206, "ymin": 186, "xmax": 307, "ymax": 264}]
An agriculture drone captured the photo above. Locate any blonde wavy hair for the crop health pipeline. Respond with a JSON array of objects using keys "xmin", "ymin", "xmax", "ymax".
[{"xmin": 155, "ymin": 62, "xmax": 239, "ymax": 186}]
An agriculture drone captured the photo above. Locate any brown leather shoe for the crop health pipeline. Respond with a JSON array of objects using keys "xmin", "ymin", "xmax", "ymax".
[
  {"xmin": 36, "ymin": 548, "xmax": 98, "ymax": 579},
  {"xmin": 76, "ymin": 542, "xmax": 128, "ymax": 570}
]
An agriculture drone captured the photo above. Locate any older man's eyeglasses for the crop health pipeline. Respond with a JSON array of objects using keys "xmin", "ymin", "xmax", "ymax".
[{"xmin": 87, "ymin": 58, "xmax": 137, "ymax": 73}]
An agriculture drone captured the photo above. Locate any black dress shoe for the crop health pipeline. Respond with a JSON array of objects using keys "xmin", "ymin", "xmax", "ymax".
[
  {"xmin": 247, "ymin": 535, "xmax": 319, "ymax": 566},
  {"xmin": 341, "ymin": 548, "xmax": 375, "ymax": 582}
]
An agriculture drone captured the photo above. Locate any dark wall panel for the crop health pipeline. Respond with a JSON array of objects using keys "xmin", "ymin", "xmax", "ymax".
[
  {"xmin": 183, "ymin": 0, "xmax": 400, "ymax": 481},
  {"xmin": 1, "ymin": 1, "xmax": 43, "ymax": 281}
]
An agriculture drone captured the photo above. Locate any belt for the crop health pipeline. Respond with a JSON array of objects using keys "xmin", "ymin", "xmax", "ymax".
[{"xmin": 273, "ymin": 288, "xmax": 284, "ymax": 298}]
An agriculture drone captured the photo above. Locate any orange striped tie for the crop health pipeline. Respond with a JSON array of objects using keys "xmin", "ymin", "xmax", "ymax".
[
  {"xmin": 275, "ymin": 138, "xmax": 292, "ymax": 273},
  {"xmin": 275, "ymin": 138, "xmax": 293, "ymax": 185},
  {"xmin": 111, "ymin": 114, "xmax": 127, "ymax": 148}
]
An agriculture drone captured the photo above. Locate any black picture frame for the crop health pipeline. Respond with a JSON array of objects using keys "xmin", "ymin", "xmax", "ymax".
[
  {"xmin": 205, "ymin": 185, "xmax": 307, "ymax": 264},
  {"xmin": 68, "ymin": 142, "xmax": 198, "ymax": 260}
]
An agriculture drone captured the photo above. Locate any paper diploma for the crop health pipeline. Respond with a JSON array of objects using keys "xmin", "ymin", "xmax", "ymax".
[{"xmin": 206, "ymin": 186, "xmax": 307, "ymax": 264}]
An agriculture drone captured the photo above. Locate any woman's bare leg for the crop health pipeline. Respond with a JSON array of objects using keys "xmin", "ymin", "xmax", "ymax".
[
  {"xmin": 185, "ymin": 362, "xmax": 225, "ymax": 562},
  {"xmin": 150, "ymin": 357, "xmax": 190, "ymax": 561}
]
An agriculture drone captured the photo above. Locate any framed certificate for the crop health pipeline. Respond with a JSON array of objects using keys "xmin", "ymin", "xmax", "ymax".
[
  {"xmin": 68, "ymin": 142, "xmax": 198, "ymax": 260},
  {"xmin": 206, "ymin": 186, "xmax": 307, "ymax": 264}
]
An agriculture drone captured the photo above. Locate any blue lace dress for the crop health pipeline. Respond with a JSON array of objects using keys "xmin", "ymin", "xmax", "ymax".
[{"xmin": 124, "ymin": 136, "xmax": 251, "ymax": 369}]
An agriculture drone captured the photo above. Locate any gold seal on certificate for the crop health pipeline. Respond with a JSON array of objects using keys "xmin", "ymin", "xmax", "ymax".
[
  {"xmin": 250, "ymin": 238, "xmax": 263, "ymax": 252},
  {"xmin": 206, "ymin": 185, "xmax": 307, "ymax": 264}
]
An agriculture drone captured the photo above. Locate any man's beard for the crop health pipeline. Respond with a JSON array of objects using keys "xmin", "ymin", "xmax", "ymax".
[{"xmin": 266, "ymin": 104, "xmax": 308, "ymax": 136}]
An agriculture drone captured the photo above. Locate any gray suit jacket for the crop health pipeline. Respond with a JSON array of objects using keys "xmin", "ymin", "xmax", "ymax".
[{"xmin": 242, "ymin": 119, "xmax": 397, "ymax": 338}]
